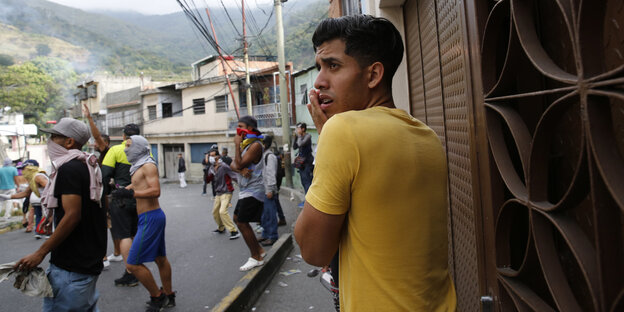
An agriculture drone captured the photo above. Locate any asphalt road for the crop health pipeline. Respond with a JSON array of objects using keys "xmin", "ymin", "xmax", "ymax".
[{"xmin": 0, "ymin": 183, "xmax": 335, "ymax": 312}]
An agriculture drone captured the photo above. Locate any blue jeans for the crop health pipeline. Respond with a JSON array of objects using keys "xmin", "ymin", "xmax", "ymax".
[
  {"xmin": 275, "ymin": 193, "xmax": 285, "ymax": 220},
  {"xmin": 261, "ymin": 194, "xmax": 279, "ymax": 240},
  {"xmin": 44, "ymin": 264, "xmax": 100, "ymax": 312},
  {"xmin": 299, "ymin": 163, "xmax": 313, "ymax": 194}
]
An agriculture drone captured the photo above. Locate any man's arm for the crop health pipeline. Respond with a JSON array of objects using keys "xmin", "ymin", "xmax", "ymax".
[
  {"xmin": 83, "ymin": 103, "xmax": 108, "ymax": 152},
  {"xmin": 231, "ymin": 140, "xmax": 263, "ymax": 172},
  {"xmin": 264, "ymin": 153, "xmax": 278, "ymax": 197},
  {"xmin": 11, "ymin": 186, "xmax": 32, "ymax": 199},
  {"xmin": 15, "ymin": 194, "xmax": 82, "ymax": 270},
  {"xmin": 294, "ymin": 201, "xmax": 346, "ymax": 266},
  {"xmin": 130, "ymin": 164, "xmax": 160, "ymax": 198}
]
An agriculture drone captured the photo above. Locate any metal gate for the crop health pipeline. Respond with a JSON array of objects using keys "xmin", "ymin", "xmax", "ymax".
[{"xmin": 472, "ymin": 0, "xmax": 624, "ymax": 310}]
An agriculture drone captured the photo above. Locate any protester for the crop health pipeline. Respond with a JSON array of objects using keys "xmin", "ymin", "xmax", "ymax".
[
  {"xmin": 201, "ymin": 151, "xmax": 210, "ymax": 196},
  {"xmin": 177, "ymin": 153, "xmax": 187, "ymax": 188},
  {"xmin": 230, "ymin": 116, "xmax": 266, "ymax": 271},
  {"xmin": 10, "ymin": 160, "xmax": 48, "ymax": 239},
  {"xmin": 0, "ymin": 158, "xmax": 18, "ymax": 220},
  {"xmin": 293, "ymin": 122, "xmax": 314, "ymax": 201},
  {"xmin": 102, "ymin": 123, "xmax": 141, "ymax": 287},
  {"xmin": 14, "ymin": 117, "xmax": 107, "ymax": 311},
  {"xmin": 84, "ymin": 102, "xmax": 119, "ymax": 268},
  {"xmin": 294, "ymin": 15, "xmax": 456, "ymax": 311},
  {"xmin": 111, "ymin": 135, "xmax": 175, "ymax": 312},
  {"xmin": 221, "ymin": 147, "xmax": 232, "ymax": 166},
  {"xmin": 258, "ymin": 135, "xmax": 279, "ymax": 246},
  {"xmin": 205, "ymin": 148, "xmax": 239, "ymax": 239}
]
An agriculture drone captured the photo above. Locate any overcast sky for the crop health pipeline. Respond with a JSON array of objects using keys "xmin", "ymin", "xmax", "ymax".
[{"xmin": 47, "ymin": 0, "xmax": 275, "ymax": 15}]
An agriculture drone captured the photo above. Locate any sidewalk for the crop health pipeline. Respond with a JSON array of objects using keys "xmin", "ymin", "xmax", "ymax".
[{"xmin": 212, "ymin": 186, "xmax": 335, "ymax": 312}]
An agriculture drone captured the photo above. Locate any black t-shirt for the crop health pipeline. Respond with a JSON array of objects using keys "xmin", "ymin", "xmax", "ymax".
[{"xmin": 50, "ymin": 159, "xmax": 107, "ymax": 275}]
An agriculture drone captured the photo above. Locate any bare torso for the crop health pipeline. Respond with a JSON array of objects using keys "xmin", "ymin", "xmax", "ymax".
[{"xmin": 130, "ymin": 163, "xmax": 160, "ymax": 215}]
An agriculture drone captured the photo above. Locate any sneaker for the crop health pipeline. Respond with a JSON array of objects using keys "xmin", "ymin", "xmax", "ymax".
[
  {"xmin": 212, "ymin": 229, "xmax": 225, "ymax": 234},
  {"xmin": 145, "ymin": 289, "xmax": 176, "ymax": 308},
  {"xmin": 108, "ymin": 253, "xmax": 123, "ymax": 262},
  {"xmin": 278, "ymin": 219, "xmax": 287, "ymax": 226},
  {"xmin": 229, "ymin": 231, "xmax": 241, "ymax": 239},
  {"xmin": 239, "ymin": 257, "xmax": 264, "ymax": 271},
  {"xmin": 260, "ymin": 239, "xmax": 276, "ymax": 246},
  {"xmin": 145, "ymin": 293, "xmax": 169, "ymax": 312},
  {"xmin": 115, "ymin": 271, "xmax": 139, "ymax": 287},
  {"xmin": 255, "ymin": 225, "xmax": 263, "ymax": 234},
  {"xmin": 103, "ymin": 259, "xmax": 110, "ymax": 269},
  {"xmin": 34, "ymin": 234, "xmax": 42, "ymax": 239}
]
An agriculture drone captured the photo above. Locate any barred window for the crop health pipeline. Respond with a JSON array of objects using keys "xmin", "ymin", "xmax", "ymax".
[
  {"xmin": 148, "ymin": 105, "xmax": 156, "ymax": 120},
  {"xmin": 193, "ymin": 98, "xmax": 205, "ymax": 115},
  {"xmin": 215, "ymin": 95, "xmax": 228, "ymax": 113}
]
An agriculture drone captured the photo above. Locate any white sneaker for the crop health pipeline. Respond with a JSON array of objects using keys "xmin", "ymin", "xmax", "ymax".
[
  {"xmin": 108, "ymin": 253, "xmax": 123, "ymax": 262},
  {"xmin": 239, "ymin": 257, "xmax": 264, "ymax": 271},
  {"xmin": 103, "ymin": 259, "xmax": 110, "ymax": 269}
]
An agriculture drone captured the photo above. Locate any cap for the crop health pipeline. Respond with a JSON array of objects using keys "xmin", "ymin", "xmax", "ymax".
[
  {"xmin": 40, "ymin": 118, "xmax": 90, "ymax": 146},
  {"xmin": 123, "ymin": 124, "xmax": 140, "ymax": 136},
  {"xmin": 17, "ymin": 159, "xmax": 39, "ymax": 169}
]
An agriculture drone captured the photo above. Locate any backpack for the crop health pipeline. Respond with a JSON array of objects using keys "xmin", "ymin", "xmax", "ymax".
[{"xmin": 265, "ymin": 152, "xmax": 285, "ymax": 189}]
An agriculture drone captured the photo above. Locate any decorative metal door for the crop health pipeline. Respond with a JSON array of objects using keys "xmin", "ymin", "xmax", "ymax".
[{"xmin": 478, "ymin": 0, "xmax": 624, "ymax": 310}]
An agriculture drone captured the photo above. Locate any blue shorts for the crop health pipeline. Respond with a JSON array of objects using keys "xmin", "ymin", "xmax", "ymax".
[{"xmin": 127, "ymin": 208, "xmax": 167, "ymax": 265}]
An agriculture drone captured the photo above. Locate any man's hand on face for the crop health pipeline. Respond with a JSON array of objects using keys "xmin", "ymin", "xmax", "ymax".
[
  {"xmin": 14, "ymin": 251, "xmax": 45, "ymax": 271},
  {"xmin": 307, "ymin": 89, "xmax": 328, "ymax": 134},
  {"xmin": 234, "ymin": 132, "xmax": 243, "ymax": 146}
]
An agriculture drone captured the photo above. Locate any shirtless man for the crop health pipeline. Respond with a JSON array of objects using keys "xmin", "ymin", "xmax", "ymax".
[{"xmin": 111, "ymin": 135, "xmax": 175, "ymax": 312}]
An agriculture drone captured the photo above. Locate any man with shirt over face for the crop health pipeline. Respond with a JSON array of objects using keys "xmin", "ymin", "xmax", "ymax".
[
  {"xmin": 294, "ymin": 15, "xmax": 456, "ymax": 311},
  {"xmin": 230, "ymin": 116, "xmax": 266, "ymax": 271},
  {"xmin": 111, "ymin": 135, "xmax": 175, "ymax": 312},
  {"xmin": 14, "ymin": 118, "xmax": 107, "ymax": 312}
]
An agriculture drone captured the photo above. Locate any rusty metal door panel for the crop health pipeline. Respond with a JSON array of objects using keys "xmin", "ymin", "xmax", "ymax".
[
  {"xmin": 437, "ymin": 0, "xmax": 481, "ymax": 310},
  {"xmin": 476, "ymin": 0, "xmax": 624, "ymax": 310},
  {"xmin": 405, "ymin": 0, "xmax": 427, "ymax": 123}
]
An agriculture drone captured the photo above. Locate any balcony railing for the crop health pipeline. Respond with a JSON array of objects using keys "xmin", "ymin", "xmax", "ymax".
[{"xmin": 227, "ymin": 102, "xmax": 292, "ymax": 130}]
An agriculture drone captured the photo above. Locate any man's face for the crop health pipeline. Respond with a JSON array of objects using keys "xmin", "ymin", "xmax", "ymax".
[
  {"xmin": 237, "ymin": 122, "xmax": 253, "ymax": 131},
  {"xmin": 314, "ymin": 38, "xmax": 369, "ymax": 118},
  {"xmin": 125, "ymin": 139, "xmax": 132, "ymax": 149},
  {"xmin": 296, "ymin": 127, "xmax": 304, "ymax": 136},
  {"xmin": 50, "ymin": 134, "xmax": 72, "ymax": 149},
  {"xmin": 209, "ymin": 151, "xmax": 220, "ymax": 160}
]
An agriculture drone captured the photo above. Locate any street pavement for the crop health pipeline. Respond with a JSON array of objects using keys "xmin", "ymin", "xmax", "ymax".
[{"xmin": 0, "ymin": 183, "xmax": 334, "ymax": 312}]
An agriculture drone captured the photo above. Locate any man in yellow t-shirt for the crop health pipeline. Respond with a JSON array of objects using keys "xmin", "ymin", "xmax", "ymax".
[{"xmin": 294, "ymin": 15, "xmax": 456, "ymax": 311}]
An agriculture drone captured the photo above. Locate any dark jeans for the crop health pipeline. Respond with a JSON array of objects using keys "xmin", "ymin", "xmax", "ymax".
[
  {"xmin": 299, "ymin": 163, "xmax": 314, "ymax": 194},
  {"xmin": 275, "ymin": 193, "xmax": 285, "ymax": 220},
  {"xmin": 33, "ymin": 204, "xmax": 42, "ymax": 229},
  {"xmin": 261, "ymin": 194, "xmax": 279, "ymax": 240}
]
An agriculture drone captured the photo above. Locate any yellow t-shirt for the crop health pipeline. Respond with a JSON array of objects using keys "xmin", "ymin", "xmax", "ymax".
[{"xmin": 306, "ymin": 106, "xmax": 456, "ymax": 312}]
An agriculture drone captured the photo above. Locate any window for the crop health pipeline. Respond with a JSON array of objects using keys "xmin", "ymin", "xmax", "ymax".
[
  {"xmin": 239, "ymin": 90, "xmax": 247, "ymax": 108},
  {"xmin": 148, "ymin": 105, "xmax": 157, "ymax": 120},
  {"xmin": 300, "ymin": 84, "xmax": 308, "ymax": 104},
  {"xmin": 192, "ymin": 98, "xmax": 205, "ymax": 115},
  {"xmin": 162, "ymin": 103, "xmax": 172, "ymax": 118},
  {"xmin": 215, "ymin": 95, "xmax": 228, "ymax": 113}
]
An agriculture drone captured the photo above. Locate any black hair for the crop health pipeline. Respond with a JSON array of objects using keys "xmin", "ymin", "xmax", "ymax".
[
  {"xmin": 297, "ymin": 122, "xmax": 307, "ymax": 131},
  {"xmin": 209, "ymin": 149, "xmax": 220, "ymax": 156},
  {"xmin": 264, "ymin": 135, "xmax": 273, "ymax": 148},
  {"xmin": 238, "ymin": 115, "xmax": 258, "ymax": 129},
  {"xmin": 312, "ymin": 15, "xmax": 404, "ymax": 89}
]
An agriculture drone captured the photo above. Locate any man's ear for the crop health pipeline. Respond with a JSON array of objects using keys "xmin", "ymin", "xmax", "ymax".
[
  {"xmin": 65, "ymin": 137, "xmax": 77, "ymax": 149},
  {"xmin": 367, "ymin": 62, "xmax": 385, "ymax": 89}
]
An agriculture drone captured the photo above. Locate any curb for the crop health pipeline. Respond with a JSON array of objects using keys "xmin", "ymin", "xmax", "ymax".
[
  {"xmin": 0, "ymin": 221, "xmax": 24, "ymax": 235},
  {"xmin": 211, "ymin": 233, "xmax": 294, "ymax": 312}
]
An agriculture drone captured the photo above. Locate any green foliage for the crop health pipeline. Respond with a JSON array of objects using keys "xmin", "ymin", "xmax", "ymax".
[
  {"xmin": 0, "ymin": 62, "xmax": 59, "ymax": 127},
  {"xmin": 0, "ymin": 54, "xmax": 14, "ymax": 66},
  {"xmin": 35, "ymin": 43, "xmax": 51, "ymax": 56}
]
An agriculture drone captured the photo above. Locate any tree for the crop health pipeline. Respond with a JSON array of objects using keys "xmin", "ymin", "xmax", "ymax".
[
  {"xmin": 0, "ymin": 62, "xmax": 59, "ymax": 128},
  {"xmin": 35, "ymin": 43, "xmax": 51, "ymax": 56},
  {"xmin": 0, "ymin": 54, "xmax": 14, "ymax": 66}
]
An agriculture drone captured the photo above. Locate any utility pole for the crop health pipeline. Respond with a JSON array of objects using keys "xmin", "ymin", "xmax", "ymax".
[
  {"xmin": 242, "ymin": 0, "xmax": 252, "ymax": 116},
  {"xmin": 275, "ymin": 0, "xmax": 292, "ymax": 187}
]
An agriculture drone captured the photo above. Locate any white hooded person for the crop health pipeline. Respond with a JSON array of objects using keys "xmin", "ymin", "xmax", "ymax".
[{"xmin": 112, "ymin": 135, "xmax": 176, "ymax": 310}]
